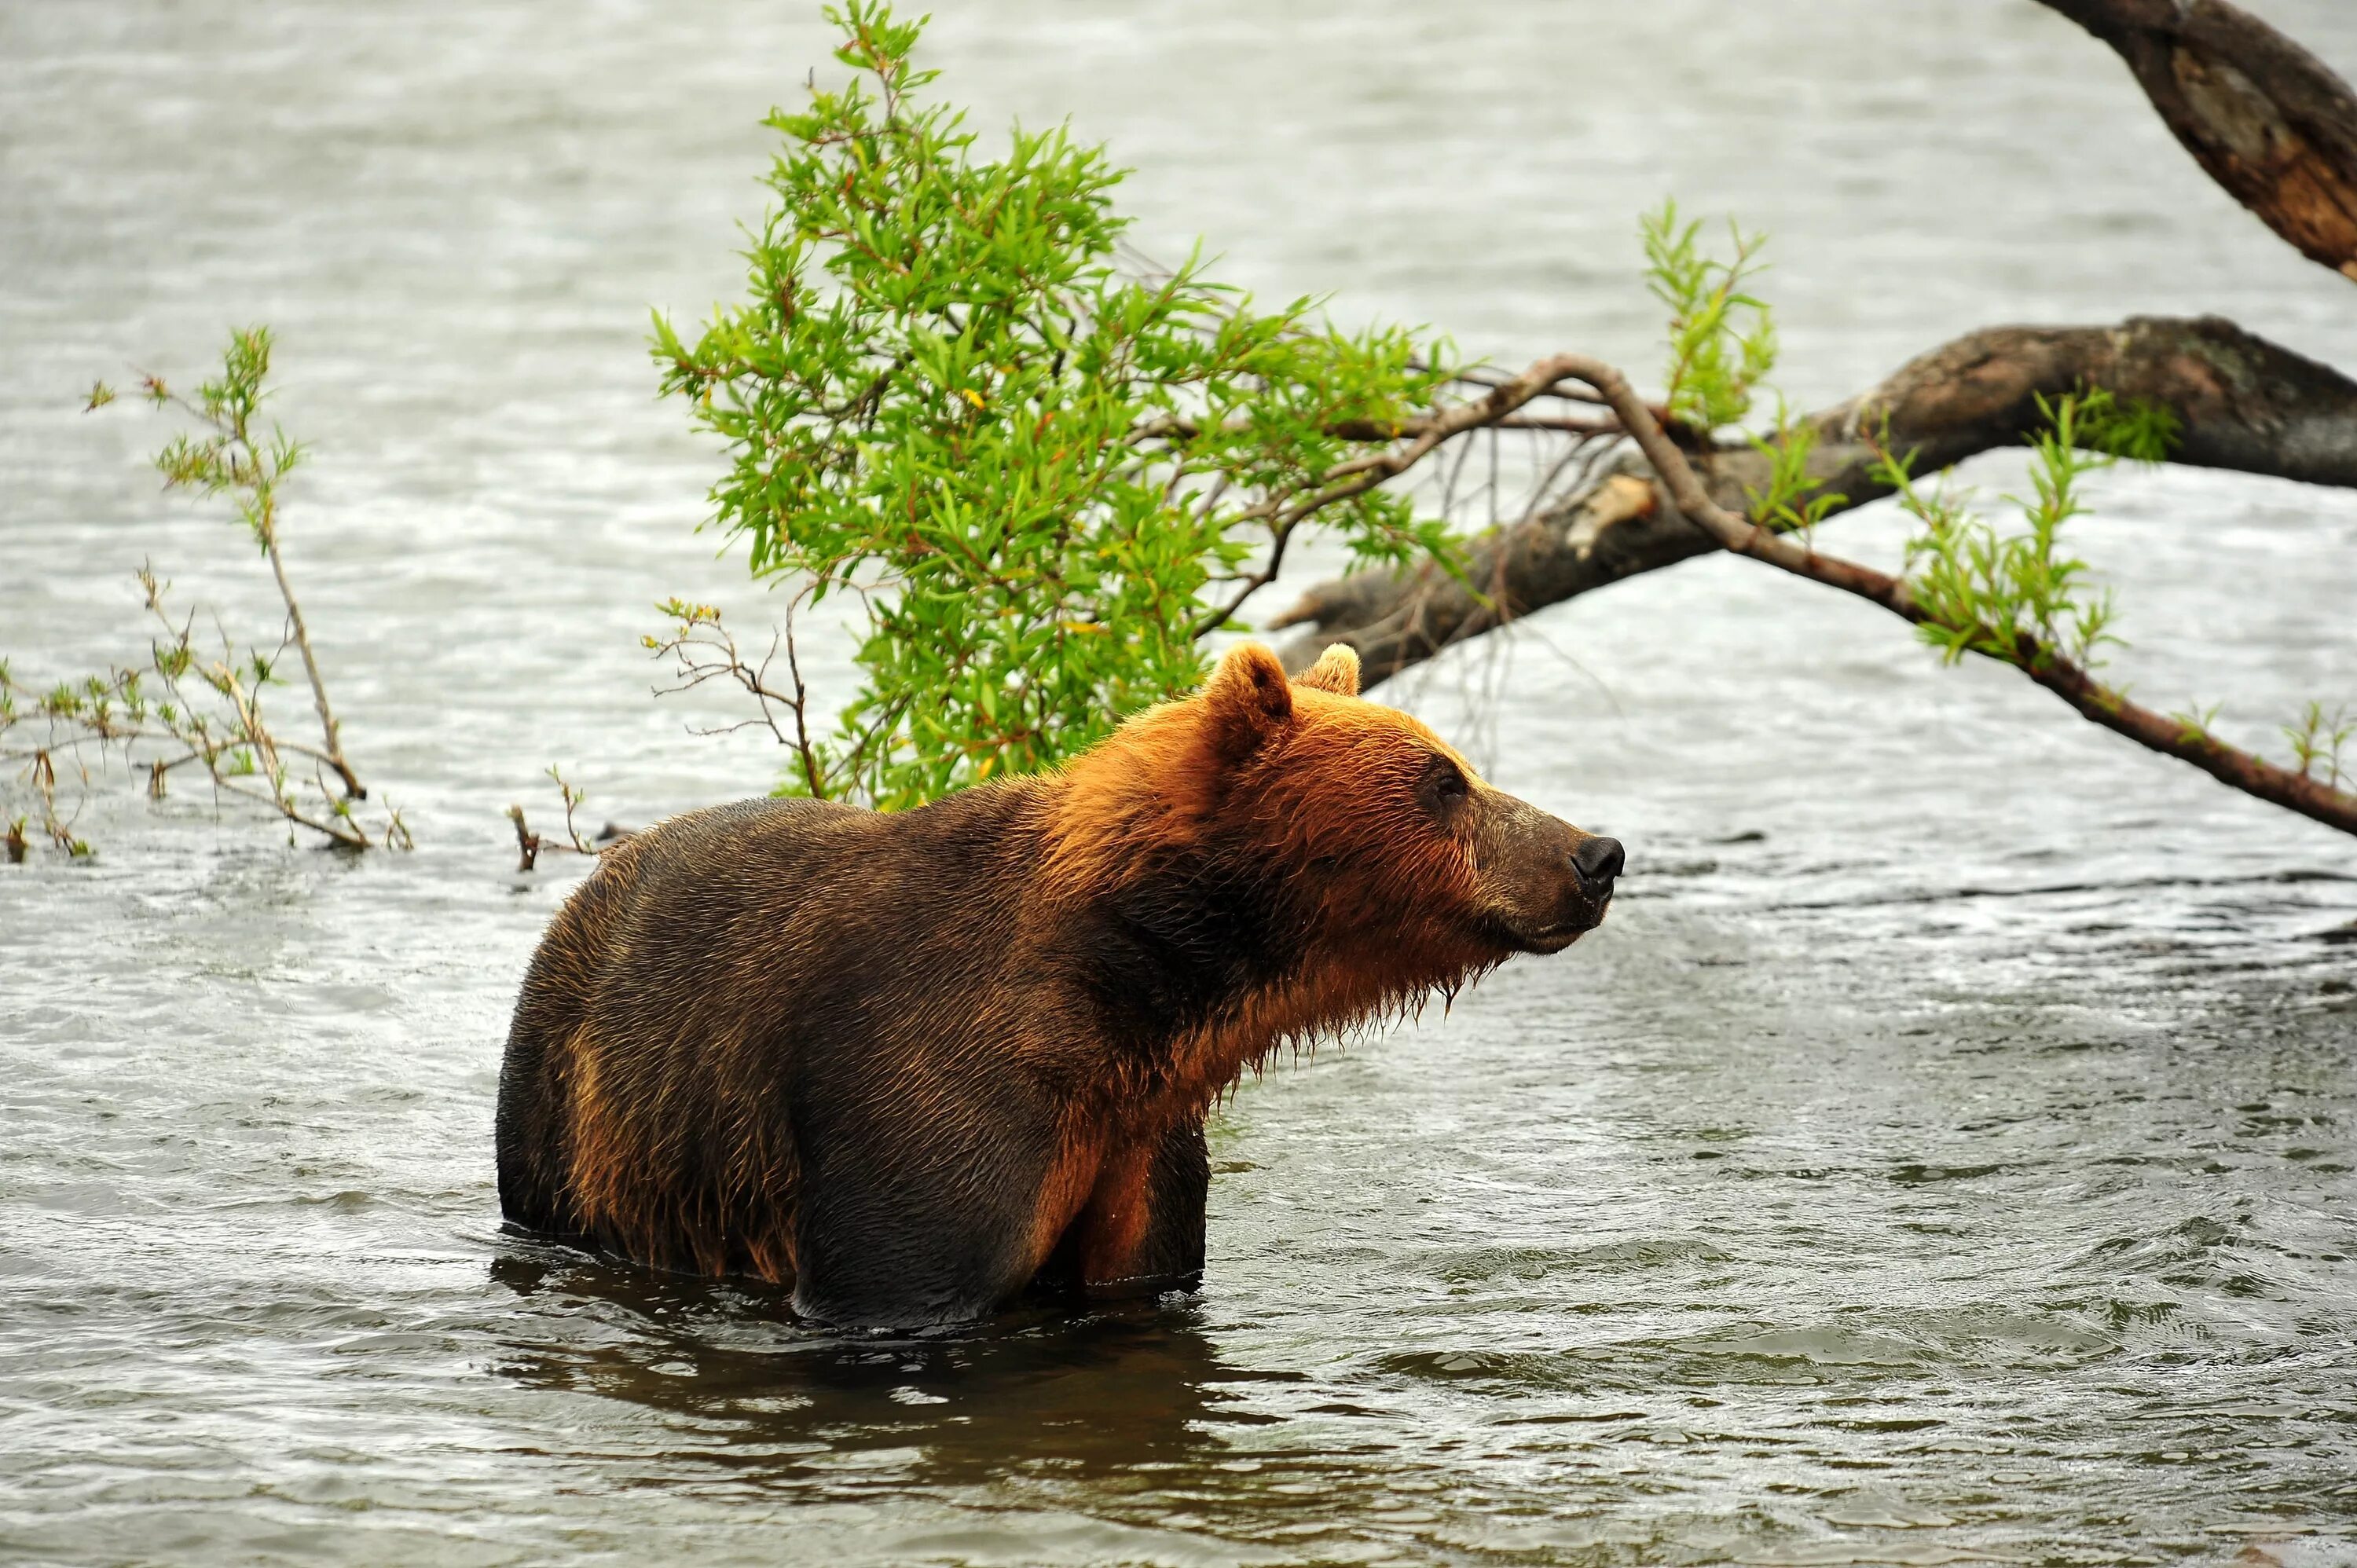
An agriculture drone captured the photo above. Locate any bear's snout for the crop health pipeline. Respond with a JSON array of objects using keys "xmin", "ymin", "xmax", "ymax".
[
  {"xmin": 1571, "ymin": 834, "xmax": 1624, "ymax": 889},
  {"xmin": 1542, "ymin": 827, "xmax": 1620, "ymax": 944},
  {"xmin": 1472, "ymin": 791, "xmax": 1619, "ymax": 954}
]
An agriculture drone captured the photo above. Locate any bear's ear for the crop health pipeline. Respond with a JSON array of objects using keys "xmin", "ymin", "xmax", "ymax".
[
  {"xmin": 1203, "ymin": 642, "xmax": 1295, "ymax": 758},
  {"xmin": 1295, "ymin": 643, "xmax": 1361, "ymax": 697}
]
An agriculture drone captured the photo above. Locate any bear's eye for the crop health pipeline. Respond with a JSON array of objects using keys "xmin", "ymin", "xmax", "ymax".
[{"xmin": 1421, "ymin": 755, "xmax": 1471, "ymax": 817}]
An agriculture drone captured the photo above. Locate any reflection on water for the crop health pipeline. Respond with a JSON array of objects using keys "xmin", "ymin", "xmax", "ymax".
[
  {"xmin": 4, "ymin": 0, "xmax": 2357, "ymax": 1563},
  {"xmin": 486, "ymin": 1251, "xmax": 1280, "ymax": 1490}
]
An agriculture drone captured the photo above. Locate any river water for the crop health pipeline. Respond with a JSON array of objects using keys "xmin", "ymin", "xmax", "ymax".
[{"xmin": 4, "ymin": 2, "xmax": 2356, "ymax": 1563}]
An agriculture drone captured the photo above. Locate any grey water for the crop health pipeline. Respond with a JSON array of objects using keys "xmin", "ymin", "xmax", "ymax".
[{"xmin": 4, "ymin": 1, "xmax": 2356, "ymax": 1563}]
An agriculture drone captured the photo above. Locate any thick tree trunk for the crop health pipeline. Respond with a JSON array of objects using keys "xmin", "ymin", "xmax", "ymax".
[
  {"xmin": 1274, "ymin": 315, "xmax": 2357, "ymax": 686},
  {"xmin": 2033, "ymin": 0, "xmax": 2357, "ymax": 280}
]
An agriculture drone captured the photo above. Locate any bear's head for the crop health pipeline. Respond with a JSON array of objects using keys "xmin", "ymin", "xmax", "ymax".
[{"xmin": 1047, "ymin": 642, "xmax": 1620, "ymax": 1047}]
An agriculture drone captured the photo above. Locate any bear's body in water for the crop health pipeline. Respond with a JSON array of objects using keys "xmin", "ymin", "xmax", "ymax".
[{"xmin": 495, "ymin": 643, "xmax": 1622, "ymax": 1328}]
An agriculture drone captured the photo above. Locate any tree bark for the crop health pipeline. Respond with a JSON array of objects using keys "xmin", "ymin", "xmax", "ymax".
[
  {"xmin": 1274, "ymin": 315, "xmax": 2357, "ymax": 686},
  {"xmin": 2033, "ymin": 0, "xmax": 2357, "ymax": 280}
]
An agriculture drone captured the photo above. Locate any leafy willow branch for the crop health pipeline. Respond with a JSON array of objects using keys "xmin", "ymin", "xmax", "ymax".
[
  {"xmin": 653, "ymin": 2, "xmax": 1473, "ymax": 808},
  {"xmin": 109, "ymin": 329, "xmax": 364, "ymax": 800},
  {"xmin": 2, "ymin": 328, "xmax": 405, "ymax": 857},
  {"xmin": 1559, "ymin": 354, "xmax": 2357, "ymax": 837}
]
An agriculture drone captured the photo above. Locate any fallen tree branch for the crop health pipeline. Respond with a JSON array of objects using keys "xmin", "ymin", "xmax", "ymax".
[
  {"xmin": 1186, "ymin": 353, "xmax": 1637, "ymax": 639},
  {"xmin": 1274, "ymin": 314, "xmax": 2357, "ymax": 684},
  {"xmin": 2034, "ymin": 0, "xmax": 2357, "ymax": 280},
  {"xmin": 1556, "ymin": 353, "xmax": 2357, "ymax": 837}
]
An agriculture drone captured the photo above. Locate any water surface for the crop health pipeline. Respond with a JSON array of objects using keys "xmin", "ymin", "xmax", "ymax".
[{"xmin": 4, "ymin": 2, "xmax": 2355, "ymax": 1563}]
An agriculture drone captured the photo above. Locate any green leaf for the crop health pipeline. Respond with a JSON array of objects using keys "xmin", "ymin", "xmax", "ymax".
[{"xmin": 651, "ymin": 3, "xmax": 1459, "ymax": 809}]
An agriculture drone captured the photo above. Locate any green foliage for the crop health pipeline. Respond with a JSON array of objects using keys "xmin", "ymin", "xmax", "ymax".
[
  {"xmin": 104, "ymin": 327, "xmax": 307, "ymax": 554},
  {"xmin": 1742, "ymin": 399, "xmax": 1848, "ymax": 540},
  {"xmin": 2168, "ymin": 698, "xmax": 2225, "ymax": 746},
  {"xmin": 2284, "ymin": 702, "xmax": 2354, "ymax": 790},
  {"xmin": 1887, "ymin": 389, "xmax": 2167, "ymax": 670},
  {"xmin": 1627, "ymin": 216, "xmax": 2344, "ymax": 818},
  {"xmin": 1871, "ymin": 388, "xmax": 2349, "ymax": 795},
  {"xmin": 655, "ymin": 2, "xmax": 1458, "ymax": 809},
  {"xmin": 1640, "ymin": 200, "xmax": 1776, "ymax": 432},
  {"xmin": 2081, "ymin": 393, "xmax": 2181, "ymax": 464},
  {"xmin": 5, "ymin": 331, "xmax": 404, "ymax": 856},
  {"xmin": 1638, "ymin": 207, "xmax": 1842, "ymax": 536}
]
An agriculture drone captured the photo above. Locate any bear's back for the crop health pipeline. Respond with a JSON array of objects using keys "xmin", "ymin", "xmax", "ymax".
[{"xmin": 494, "ymin": 787, "xmax": 1059, "ymax": 1273}]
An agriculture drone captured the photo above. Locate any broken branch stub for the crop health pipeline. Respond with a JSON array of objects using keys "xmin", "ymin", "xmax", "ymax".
[{"xmin": 2035, "ymin": 0, "xmax": 2357, "ymax": 280}]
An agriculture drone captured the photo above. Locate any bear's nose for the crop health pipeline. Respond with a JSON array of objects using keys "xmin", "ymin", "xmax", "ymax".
[{"xmin": 1571, "ymin": 835, "xmax": 1624, "ymax": 888}]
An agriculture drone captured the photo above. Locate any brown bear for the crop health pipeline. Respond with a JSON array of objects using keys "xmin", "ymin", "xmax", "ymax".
[{"xmin": 495, "ymin": 642, "xmax": 1621, "ymax": 1329}]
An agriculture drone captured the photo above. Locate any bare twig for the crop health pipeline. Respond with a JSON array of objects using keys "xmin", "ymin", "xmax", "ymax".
[
  {"xmin": 256, "ymin": 497, "xmax": 360, "ymax": 799},
  {"xmin": 1185, "ymin": 352, "xmax": 1629, "ymax": 641},
  {"xmin": 506, "ymin": 804, "xmax": 544, "ymax": 872},
  {"xmin": 647, "ymin": 593, "xmax": 831, "ymax": 797}
]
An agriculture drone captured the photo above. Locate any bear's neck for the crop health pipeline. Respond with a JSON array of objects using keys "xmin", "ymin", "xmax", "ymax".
[
  {"xmin": 1055, "ymin": 837, "xmax": 1307, "ymax": 1056},
  {"xmin": 1025, "ymin": 757, "xmax": 1492, "ymax": 1114},
  {"xmin": 1041, "ymin": 833, "xmax": 1483, "ymax": 1113}
]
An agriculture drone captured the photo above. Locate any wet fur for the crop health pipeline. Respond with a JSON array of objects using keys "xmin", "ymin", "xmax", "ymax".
[{"xmin": 497, "ymin": 644, "xmax": 1571, "ymax": 1328}]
